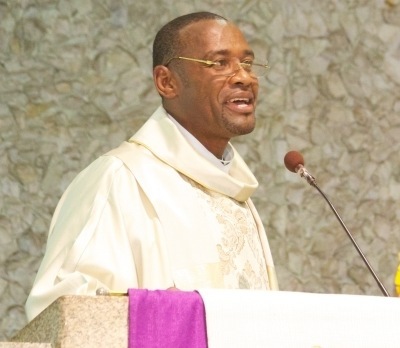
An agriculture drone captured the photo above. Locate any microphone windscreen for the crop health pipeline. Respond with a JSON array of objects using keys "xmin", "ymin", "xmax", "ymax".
[{"xmin": 284, "ymin": 151, "xmax": 304, "ymax": 172}]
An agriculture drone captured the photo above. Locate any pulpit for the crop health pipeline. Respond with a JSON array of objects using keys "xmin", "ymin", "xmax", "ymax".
[{"xmin": 6, "ymin": 290, "xmax": 400, "ymax": 347}]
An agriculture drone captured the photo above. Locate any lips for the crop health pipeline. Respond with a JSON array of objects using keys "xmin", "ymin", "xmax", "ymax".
[
  {"xmin": 225, "ymin": 95, "xmax": 255, "ymax": 112},
  {"xmin": 228, "ymin": 97, "xmax": 250, "ymax": 105}
]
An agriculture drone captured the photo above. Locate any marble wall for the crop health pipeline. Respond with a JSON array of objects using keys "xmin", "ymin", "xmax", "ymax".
[{"xmin": 1, "ymin": 0, "xmax": 399, "ymax": 340}]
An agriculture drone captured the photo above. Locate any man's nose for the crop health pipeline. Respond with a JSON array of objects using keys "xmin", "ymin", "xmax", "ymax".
[{"xmin": 229, "ymin": 65, "xmax": 256, "ymax": 84}]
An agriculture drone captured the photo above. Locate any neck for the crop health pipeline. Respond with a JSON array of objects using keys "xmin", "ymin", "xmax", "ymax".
[
  {"xmin": 202, "ymin": 140, "xmax": 229, "ymax": 160},
  {"xmin": 164, "ymin": 107, "xmax": 230, "ymax": 158}
]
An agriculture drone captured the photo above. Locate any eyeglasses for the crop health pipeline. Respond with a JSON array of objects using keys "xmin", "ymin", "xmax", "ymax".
[{"xmin": 165, "ymin": 56, "xmax": 269, "ymax": 78}]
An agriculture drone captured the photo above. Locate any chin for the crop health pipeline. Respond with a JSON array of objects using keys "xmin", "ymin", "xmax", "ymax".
[
  {"xmin": 229, "ymin": 122, "xmax": 256, "ymax": 136},
  {"xmin": 221, "ymin": 110, "xmax": 256, "ymax": 135}
]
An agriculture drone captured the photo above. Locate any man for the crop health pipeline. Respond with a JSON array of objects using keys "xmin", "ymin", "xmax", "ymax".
[{"xmin": 26, "ymin": 11, "xmax": 278, "ymax": 321}]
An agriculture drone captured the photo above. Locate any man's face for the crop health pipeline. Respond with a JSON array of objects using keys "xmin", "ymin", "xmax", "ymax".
[{"xmin": 168, "ymin": 20, "xmax": 260, "ymax": 149}]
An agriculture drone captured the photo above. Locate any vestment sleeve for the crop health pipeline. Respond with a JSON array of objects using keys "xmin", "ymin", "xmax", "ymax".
[{"xmin": 25, "ymin": 156, "xmax": 172, "ymax": 320}]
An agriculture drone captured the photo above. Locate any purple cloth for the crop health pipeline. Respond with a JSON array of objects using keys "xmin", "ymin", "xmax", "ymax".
[{"xmin": 128, "ymin": 289, "xmax": 208, "ymax": 348}]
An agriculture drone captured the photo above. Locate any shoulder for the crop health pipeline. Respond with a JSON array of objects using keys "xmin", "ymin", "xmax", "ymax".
[
  {"xmin": 74, "ymin": 154, "xmax": 129, "ymax": 184},
  {"xmin": 62, "ymin": 150, "xmax": 140, "ymax": 202}
]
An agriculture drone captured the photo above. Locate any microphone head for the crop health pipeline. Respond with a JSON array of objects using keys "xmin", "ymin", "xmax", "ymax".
[{"xmin": 284, "ymin": 151, "xmax": 304, "ymax": 172}]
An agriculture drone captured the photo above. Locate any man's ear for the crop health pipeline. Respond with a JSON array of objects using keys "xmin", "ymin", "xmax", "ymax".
[{"xmin": 153, "ymin": 65, "xmax": 179, "ymax": 99}]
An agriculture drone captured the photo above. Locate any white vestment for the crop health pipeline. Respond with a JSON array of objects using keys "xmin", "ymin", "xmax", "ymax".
[{"xmin": 25, "ymin": 106, "xmax": 278, "ymax": 321}]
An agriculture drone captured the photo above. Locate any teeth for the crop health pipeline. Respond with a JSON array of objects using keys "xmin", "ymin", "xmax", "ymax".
[{"xmin": 229, "ymin": 98, "xmax": 250, "ymax": 103}]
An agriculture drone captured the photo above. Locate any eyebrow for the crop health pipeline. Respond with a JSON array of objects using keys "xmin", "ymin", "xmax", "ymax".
[{"xmin": 205, "ymin": 49, "xmax": 255, "ymax": 58}]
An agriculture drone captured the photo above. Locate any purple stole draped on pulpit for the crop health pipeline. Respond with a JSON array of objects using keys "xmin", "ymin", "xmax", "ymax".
[{"xmin": 128, "ymin": 289, "xmax": 208, "ymax": 348}]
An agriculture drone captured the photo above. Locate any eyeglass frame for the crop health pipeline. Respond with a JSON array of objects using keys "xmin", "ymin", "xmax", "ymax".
[{"xmin": 164, "ymin": 56, "xmax": 269, "ymax": 78}]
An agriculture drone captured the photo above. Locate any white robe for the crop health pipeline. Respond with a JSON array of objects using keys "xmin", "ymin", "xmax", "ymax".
[{"xmin": 25, "ymin": 106, "xmax": 278, "ymax": 321}]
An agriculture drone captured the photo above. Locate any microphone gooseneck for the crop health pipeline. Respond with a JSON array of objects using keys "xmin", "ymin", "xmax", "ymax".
[{"xmin": 284, "ymin": 151, "xmax": 390, "ymax": 297}]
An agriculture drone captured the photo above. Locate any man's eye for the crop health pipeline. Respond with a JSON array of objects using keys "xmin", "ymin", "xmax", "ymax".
[
  {"xmin": 213, "ymin": 60, "xmax": 229, "ymax": 67},
  {"xmin": 241, "ymin": 61, "xmax": 253, "ymax": 71}
]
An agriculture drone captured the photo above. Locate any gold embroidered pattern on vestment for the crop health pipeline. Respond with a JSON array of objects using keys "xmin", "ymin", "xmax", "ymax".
[{"xmin": 184, "ymin": 176, "xmax": 268, "ymax": 290}]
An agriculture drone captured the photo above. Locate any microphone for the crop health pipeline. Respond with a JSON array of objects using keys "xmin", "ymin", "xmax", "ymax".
[{"xmin": 284, "ymin": 150, "xmax": 390, "ymax": 297}]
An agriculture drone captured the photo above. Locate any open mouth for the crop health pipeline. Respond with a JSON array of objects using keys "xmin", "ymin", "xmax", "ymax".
[
  {"xmin": 226, "ymin": 97, "xmax": 253, "ymax": 111},
  {"xmin": 229, "ymin": 97, "xmax": 250, "ymax": 105}
]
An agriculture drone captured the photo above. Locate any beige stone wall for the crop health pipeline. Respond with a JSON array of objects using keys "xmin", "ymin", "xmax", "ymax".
[{"xmin": 1, "ymin": 0, "xmax": 399, "ymax": 340}]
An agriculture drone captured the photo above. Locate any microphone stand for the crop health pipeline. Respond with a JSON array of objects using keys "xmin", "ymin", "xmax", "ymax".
[{"xmin": 296, "ymin": 164, "xmax": 390, "ymax": 297}]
